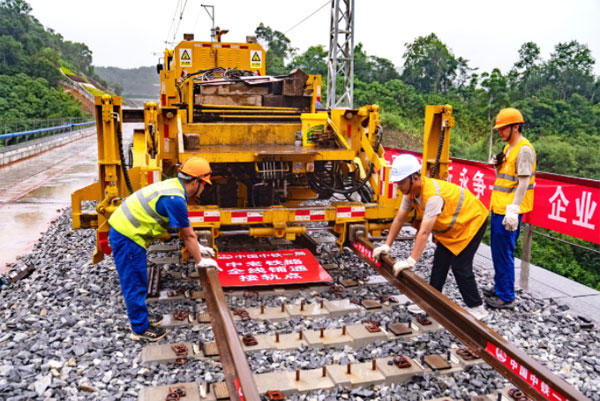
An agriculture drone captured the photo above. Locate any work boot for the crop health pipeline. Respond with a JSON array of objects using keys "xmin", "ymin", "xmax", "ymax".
[
  {"xmin": 482, "ymin": 287, "xmax": 496, "ymax": 298},
  {"xmin": 485, "ymin": 295, "xmax": 515, "ymax": 309},
  {"xmin": 149, "ymin": 313, "xmax": 164, "ymax": 327},
  {"xmin": 130, "ymin": 325, "xmax": 167, "ymax": 342},
  {"xmin": 465, "ymin": 305, "xmax": 489, "ymax": 320}
]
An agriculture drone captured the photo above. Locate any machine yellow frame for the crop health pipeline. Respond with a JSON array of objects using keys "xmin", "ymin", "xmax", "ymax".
[{"xmin": 72, "ymin": 37, "xmax": 453, "ymax": 263}]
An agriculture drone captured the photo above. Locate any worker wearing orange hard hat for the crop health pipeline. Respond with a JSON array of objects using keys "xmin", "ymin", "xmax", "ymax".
[
  {"xmin": 108, "ymin": 157, "xmax": 217, "ymax": 341},
  {"xmin": 486, "ymin": 108, "xmax": 536, "ymax": 309}
]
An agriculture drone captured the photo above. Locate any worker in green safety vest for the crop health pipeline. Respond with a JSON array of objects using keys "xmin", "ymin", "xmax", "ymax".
[{"xmin": 108, "ymin": 157, "xmax": 217, "ymax": 341}]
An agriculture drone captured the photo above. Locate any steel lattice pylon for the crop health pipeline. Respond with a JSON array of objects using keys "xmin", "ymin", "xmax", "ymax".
[{"xmin": 326, "ymin": 0, "xmax": 354, "ymax": 109}]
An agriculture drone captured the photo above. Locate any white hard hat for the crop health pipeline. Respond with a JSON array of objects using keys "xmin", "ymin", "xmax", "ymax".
[{"xmin": 389, "ymin": 154, "xmax": 421, "ymax": 183}]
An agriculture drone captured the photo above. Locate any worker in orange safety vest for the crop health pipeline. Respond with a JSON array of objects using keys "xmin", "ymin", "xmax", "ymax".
[
  {"xmin": 373, "ymin": 154, "xmax": 490, "ymax": 320},
  {"xmin": 485, "ymin": 108, "xmax": 536, "ymax": 309}
]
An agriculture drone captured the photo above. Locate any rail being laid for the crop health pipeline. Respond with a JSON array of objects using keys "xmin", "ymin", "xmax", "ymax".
[
  {"xmin": 139, "ymin": 235, "xmax": 594, "ymax": 400},
  {"xmin": 199, "ymin": 267, "xmax": 260, "ymax": 401},
  {"xmin": 349, "ymin": 234, "xmax": 590, "ymax": 401}
]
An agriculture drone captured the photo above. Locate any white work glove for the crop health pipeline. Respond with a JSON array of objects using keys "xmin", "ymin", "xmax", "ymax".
[
  {"xmin": 502, "ymin": 204, "xmax": 520, "ymax": 231},
  {"xmin": 198, "ymin": 243, "xmax": 216, "ymax": 258},
  {"xmin": 489, "ymin": 154, "xmax": 497, "ymax": 165},
  {"xmin": 196, "ymin": 258, "xmax": 222, "ymax": 271},
  {"xmin": 373, "ymin": 244, "xmax": 391, "ymax": 261},
  {"xmin": 393, "ymin": 257, "xmax": 416, "ymax": 276}
]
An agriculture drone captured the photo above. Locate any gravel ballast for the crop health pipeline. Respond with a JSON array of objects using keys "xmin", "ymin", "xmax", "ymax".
[{"xmin": 0, "ymin": 208, "xmax": 598, "ymax": 401}]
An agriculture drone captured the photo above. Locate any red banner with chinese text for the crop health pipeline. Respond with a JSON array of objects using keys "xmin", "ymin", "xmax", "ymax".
[
  {"xmin": 485, "ymin": 342, "xmax": 565, "ymax": 401},
  {"xmin": 216, "ymin": 249, "xmax": 332, "ymax": 287},
  {"xmin": 384, "ymin": 148, "xmax": 600, "ymax": 245}
]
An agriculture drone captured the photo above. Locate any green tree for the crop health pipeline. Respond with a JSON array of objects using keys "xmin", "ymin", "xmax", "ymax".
[
  {"xmin": 510, "ymin": 42, "xmax": 543, "ymax": 97},
  {"xmin": 0, "ymin": 34, "xmax": 25, "ymax": 74},
  {"xmin": 255, "ymin": 23, "xmax": 291, "ymax": 59},
  {"xmin": 479, "ymin": 68, "xmax": 509, "ymax": 159},
  {"xmin": 369, "ymin": 56, "xmax": 400, "ymax": 83},
  {"xmin": 353, "ymin": 43, "xmax": 399, "ymax": 84},
  {"xmin": 289, "ymin": 45, "xmax": 327, "ymax": 76},
  {"xmin": 401, "ymin": 33, "xmax": 458, "ymax": 93},
  {"xmin": 454, "ymin": 56, "xmax": 478, "ymax": 101},
  {"xmin": 255, "ymin": 23, "xmax": 293, "ymax": 75},
  {"xmin": 59, "ymin": 40, "xmax": 93, "ymax": 75},
  {"xmin": 30, "ymin": 47, "xmax": 61, "ymax": 86},
  {"xmin": 545, "ymin": 40, "xmax": 595, "ymax": 100},
  {"xmin": 0, "ymin": 0, "xmax": 32, "ymax": 40},
  {"xmin": 0, "ymin": 73, "xmax": 82, "ymax": 120}
]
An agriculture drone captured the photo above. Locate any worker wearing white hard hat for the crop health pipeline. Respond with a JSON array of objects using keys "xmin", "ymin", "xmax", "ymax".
[{"xmin": 373, "ymin": 154, "xmax": 490, "ymax": 320}]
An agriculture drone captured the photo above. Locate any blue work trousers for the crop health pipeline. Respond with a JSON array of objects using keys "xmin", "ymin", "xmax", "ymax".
[
  {"xmin": 109, "ymin": 227, "xmax": 150, "ymax": 334},
  {"xmin": 490, "ymin": 212, "xmax": 522, "ymax": 302}
]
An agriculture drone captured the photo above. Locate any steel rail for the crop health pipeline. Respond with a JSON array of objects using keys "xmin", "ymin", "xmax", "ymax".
[
  {"xmin": 350, "ymin": 235, "xmax": 589, "ymax": 401},
  {"xmin": 199, "ymin": 267, "xmax": 260, "ymax": 401}
]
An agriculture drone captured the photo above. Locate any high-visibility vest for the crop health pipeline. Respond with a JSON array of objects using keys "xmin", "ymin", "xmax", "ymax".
[
  {"xmin": 490, "ymin": 138, "xmax": 536, "ymax": 215},
  {"xmin": 408, "ymin": 177, "xmax": 489, "ymax": 256},
  {"xmin": 109, "ymin": 178, "xmax": 186, "ymax": 249}
]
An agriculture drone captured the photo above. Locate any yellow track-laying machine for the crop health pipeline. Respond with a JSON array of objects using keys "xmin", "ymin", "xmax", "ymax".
[{"xmin": 71, "ymin": 33, "xmax": 453, "ymax": 263}]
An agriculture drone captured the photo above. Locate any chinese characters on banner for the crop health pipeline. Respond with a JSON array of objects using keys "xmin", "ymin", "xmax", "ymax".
[
  {"xmin": 384, "ymin": 148, "xmax": 600, "ymax": 245},
  {"xmin": 216, "ymin": 249, "xmax": 332, "ymax": 287},
  {"xmin": 485, "ymin": 342, "xmax": 566, "ymax": 401},
  {"xmin": 351, "ymin": 241, "xmax": 381, "ymax": 266}
]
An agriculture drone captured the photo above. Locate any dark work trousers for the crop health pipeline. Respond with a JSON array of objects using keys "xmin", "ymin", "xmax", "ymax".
[{"xmin": 429, "ymin": 219, "xmax": 487, "ymax": 308}]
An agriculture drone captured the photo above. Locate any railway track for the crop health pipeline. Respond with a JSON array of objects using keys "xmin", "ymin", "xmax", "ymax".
[{"xmin": 136, "ymin": 231, "xmax": 591, "ymax": 401}]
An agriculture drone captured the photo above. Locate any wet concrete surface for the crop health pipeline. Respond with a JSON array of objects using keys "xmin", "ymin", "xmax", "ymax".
[{"xmin": 0, "ymin": 130, "xmax": 98, "ymax": 272}]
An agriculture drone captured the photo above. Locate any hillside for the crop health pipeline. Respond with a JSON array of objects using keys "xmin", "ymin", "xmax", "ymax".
[
  {"xmin": 94, "ymin": 66, "xmax": 159, "ymax": 100},
  {"xmin": 0, "ymin": 0, "xmax": 98, "ymax": 120}
]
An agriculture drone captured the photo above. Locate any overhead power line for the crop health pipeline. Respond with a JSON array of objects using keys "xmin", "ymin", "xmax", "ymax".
[
  {"xmin": 284, "ymin": 0, "xmax": 330, "ymax": 34},
  {"xmin": 165, "ymin": 0, "xmax": 189, "ymax": 46},
  {"xmin": 165, "ymin": 0, "xmax": 183, "ymax": 46},
  {"xmin": 172, "ymin": 0, "xmax": 189, "ymax": 44}
]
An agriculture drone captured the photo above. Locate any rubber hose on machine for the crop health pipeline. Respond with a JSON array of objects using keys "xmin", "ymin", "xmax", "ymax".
[{"xmin": 115, "ymin": 114, "xmax": 134, "ymax": 194}]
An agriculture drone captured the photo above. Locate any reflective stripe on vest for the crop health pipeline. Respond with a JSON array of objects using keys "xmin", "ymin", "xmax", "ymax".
[
  {"xmin": 120, "ymin": 188, "xmax": 185, "ymax": 229},
  {"xmin": 496, "ymin": 172, "xmax": 536, "ymax": 182},
  {"xmin": 431, "ymin": 180, "xmax": 465, "ymax": 235},
  {"xmin": 490, "ymin": 138, "xmax": 536, "ymax": 214},
  {"xmin": 420, "ymin": 177, "xmax": 489, "ymax": 256},
  {"xmin": 492, "ymin": 183, "xmax": 535, "ymax": 193},
  {"xmin": 108, "ymin": 178, "xmax": 186, "ymax": 249}
]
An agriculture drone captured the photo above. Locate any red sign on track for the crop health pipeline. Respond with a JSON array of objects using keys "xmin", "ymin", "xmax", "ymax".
[{"xmin": 216, "ymin": 249, "xmax": 332, "ymax": 287}]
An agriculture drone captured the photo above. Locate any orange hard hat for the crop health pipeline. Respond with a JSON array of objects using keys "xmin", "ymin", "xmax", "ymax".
[
  {"xmin": 178, "ymin": 157, "xmax": 212, "ymax": 184},
  {"xmin": 493, "ymin": 108, "xmax": 524, "ymax": 129}
]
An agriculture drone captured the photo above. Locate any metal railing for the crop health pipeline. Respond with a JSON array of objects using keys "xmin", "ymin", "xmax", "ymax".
[{"xmin": 0, "ymin": 117, "xmax": 95, "ymax": 147}]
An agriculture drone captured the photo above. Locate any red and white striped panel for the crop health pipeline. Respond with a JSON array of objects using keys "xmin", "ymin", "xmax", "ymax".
[
  {"xmin": 336, "ymin": 206, "xmax": 365, "ymax": 219},
  {"xmin": 200, "ymin": 43, "xmax": 249, "ymax": 49},
  {"xmin": 147, "ymin": 170, "xmax": 160, "ymax": 185},
  {"xmin": 189, "ymin": 211, "xmax": 220, "ymax": 223},
  {"xmin": 295, "ymin": 209, "xmax": 325, "ymax": 221},
  {"xmin": 231, "ymin": 211, "xmax": 263, "ymax": 223},
  {"xmin": 379, "ymin": 165, "xmax": 397, "ymax": 199}
]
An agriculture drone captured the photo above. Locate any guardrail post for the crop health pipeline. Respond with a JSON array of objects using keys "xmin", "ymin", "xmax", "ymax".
[{"xmin": 519, "ymin": 223, "xmax": 533, "ymax": 291}]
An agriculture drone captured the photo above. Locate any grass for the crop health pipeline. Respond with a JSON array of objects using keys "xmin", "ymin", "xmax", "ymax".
[
  {"xmin": 82, "ymin": 84, "xmax": 110, "ymax": 97},
  {"xmin": 60, "ymin": 66, "xmax": 76, "ymax": 76}
]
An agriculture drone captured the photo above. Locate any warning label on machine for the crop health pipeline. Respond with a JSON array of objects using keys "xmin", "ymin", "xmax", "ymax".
[
  {"xmin": 216, "ymin": 249, "xmax": 331, "ymax": 287},
  {"xmin": 250, "ymin": 50, "xmax": 262, "ymax": 68},
  {"xmin": 179, "ymin": 48, "xmax": 192, "ymax": 67}
]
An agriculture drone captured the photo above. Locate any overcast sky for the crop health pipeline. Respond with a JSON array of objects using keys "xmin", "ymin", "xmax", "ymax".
[{"xmin": 27, "ymin": 0, "xmax": 600, "ymax": 76}]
